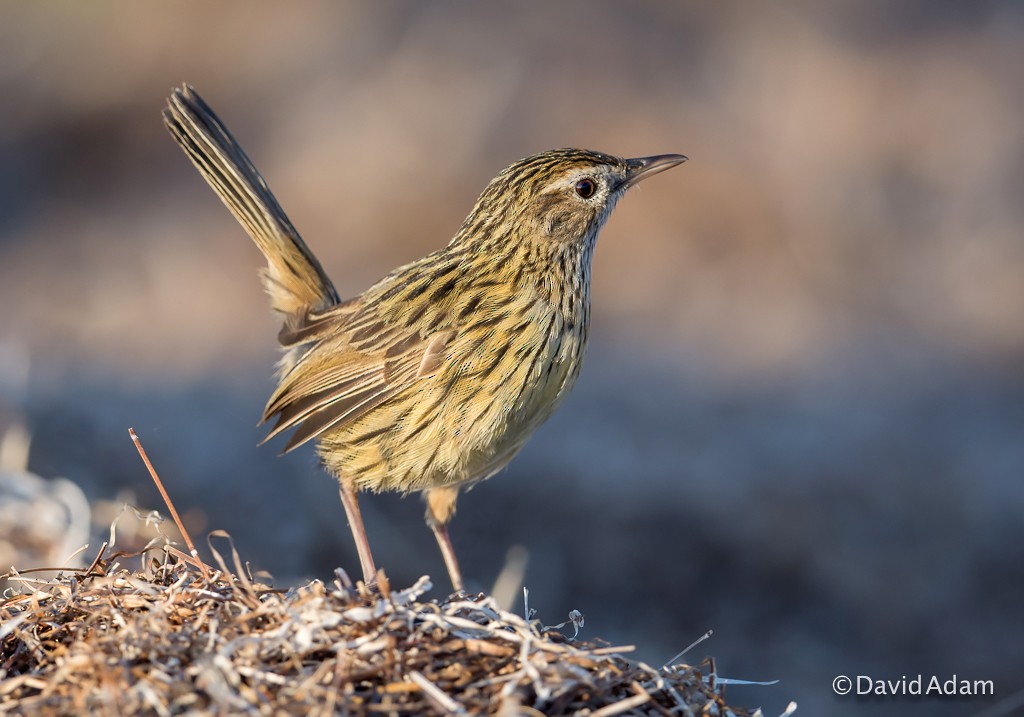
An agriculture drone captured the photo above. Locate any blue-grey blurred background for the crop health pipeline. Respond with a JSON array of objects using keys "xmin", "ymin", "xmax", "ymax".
[{"xmin": 1, "ymin": 2, "xmax": 1022, "ymax": 715}]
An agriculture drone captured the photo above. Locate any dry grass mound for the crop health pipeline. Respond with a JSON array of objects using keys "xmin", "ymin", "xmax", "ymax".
[{"xmin": 0, "ymin": 534, "xmax": 765, "ymax": 716}]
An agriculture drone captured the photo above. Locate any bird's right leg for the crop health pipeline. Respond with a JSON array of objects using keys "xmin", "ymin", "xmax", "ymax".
[{"xmin": 338, "ymin": 481, "xmax": 378, "ymax": 586}]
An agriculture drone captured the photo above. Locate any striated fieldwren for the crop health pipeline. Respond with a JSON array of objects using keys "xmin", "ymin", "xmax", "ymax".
[{"xmin": 164, "ymin": 85, "xmax": 685, "ymax": 591}]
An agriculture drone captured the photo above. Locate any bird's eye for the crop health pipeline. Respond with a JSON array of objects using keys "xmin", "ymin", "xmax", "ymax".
[{"xmin": 574, "ymin": 178, "xmax": 596, "ymax": 199}]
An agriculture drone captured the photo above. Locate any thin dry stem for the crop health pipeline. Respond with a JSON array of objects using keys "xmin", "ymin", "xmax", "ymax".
[{"xmin": 128, "ymin": 427, "xmax": 211, "ymax": 580}]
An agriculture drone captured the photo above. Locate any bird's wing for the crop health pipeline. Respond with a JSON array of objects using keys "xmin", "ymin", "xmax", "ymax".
[{"xmin": 262, "ymin": 306, "xmax": 456, "ymax": 453}]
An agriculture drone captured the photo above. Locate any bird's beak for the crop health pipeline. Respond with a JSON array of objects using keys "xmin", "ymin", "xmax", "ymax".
[{"xmin": 619, "ymin": 154, "xmax": 688, "ymax": 189}]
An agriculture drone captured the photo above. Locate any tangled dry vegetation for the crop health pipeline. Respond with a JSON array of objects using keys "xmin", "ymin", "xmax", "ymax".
[
  {"xmin": 0, "ymin": 431, "xmax": 777, "ymax": 715},
  {"xmin": 0, "ymin": 532, "xmax": 768, "ymax": 716}
]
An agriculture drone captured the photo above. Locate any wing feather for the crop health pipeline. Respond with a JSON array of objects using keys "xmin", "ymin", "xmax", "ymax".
[{"xmin": 264, "ymin": 324, "xmax": 456, "ymax": 452}]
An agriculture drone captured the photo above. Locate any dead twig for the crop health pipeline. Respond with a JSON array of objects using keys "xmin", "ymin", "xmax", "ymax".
[{"xmin": 128, "ymin": 428, "xmax": 211, "ymax": 581}]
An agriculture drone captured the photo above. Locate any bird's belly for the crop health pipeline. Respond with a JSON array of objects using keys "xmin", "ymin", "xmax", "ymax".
[
  {"xmin": 455, "ymin": 320, "xmax": 586, "ymax": 485},
  {"xmin": 319, "ymin": 320, "xmax": 585, "ymax": 494}
]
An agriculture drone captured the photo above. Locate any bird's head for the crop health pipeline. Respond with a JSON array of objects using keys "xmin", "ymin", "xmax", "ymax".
[{"xmin": 454, "ymin": 148, "xmax": 686, "ymax": 252}]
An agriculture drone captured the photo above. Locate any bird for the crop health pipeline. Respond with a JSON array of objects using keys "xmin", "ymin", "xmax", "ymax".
[{"xmin": 163, "ymin": 85, "xmax": 685, "ymax": 592}]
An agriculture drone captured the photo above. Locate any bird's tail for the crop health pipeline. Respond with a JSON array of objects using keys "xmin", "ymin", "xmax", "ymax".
[{"xmin": 163, "ymin": 84, "xmax": 339, "ymax": 317}]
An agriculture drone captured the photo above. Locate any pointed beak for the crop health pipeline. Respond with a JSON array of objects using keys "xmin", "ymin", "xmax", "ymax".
[{"xmin": 619, "ymin": 153, "xmax": 688, "ymax": 189}]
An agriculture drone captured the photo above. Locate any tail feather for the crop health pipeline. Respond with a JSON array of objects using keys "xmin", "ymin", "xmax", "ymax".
[{"xmin": 163, "ymin": 84, "xmax": 339, "ymax": 316}]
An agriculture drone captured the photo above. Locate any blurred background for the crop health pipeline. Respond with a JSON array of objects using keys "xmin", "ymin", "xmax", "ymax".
[{"xmin": 1, "ymin": 2, "xmax": 1023, "ymax": 714}]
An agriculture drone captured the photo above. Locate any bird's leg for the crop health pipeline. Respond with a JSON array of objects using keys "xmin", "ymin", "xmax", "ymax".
[
  {"xmin": 338, "ymin": 481, "xmax": 378, "ymax": 586},
  {"xmin": 431, "ymin": 522, "xmax": 464, "ymax": 593},
  {"xmin": 425, "ymin": 486, "xmax": 464, "ymax": 593}
]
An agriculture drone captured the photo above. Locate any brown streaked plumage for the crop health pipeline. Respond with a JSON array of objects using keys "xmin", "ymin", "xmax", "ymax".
[{"xmin": 163, "ymin": 84, "xmax": 685, "ymax": 591}]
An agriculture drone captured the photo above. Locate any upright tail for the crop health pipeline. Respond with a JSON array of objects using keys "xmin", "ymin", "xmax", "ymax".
[{"xmin": 163, "ymin": 85, "xmax": 339, "ymax": 317}]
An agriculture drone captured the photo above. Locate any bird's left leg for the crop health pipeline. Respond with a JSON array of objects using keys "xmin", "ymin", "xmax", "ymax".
[{"xmin": 425, "ymin": 485, "xmax": 464, "ymax": 593}]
